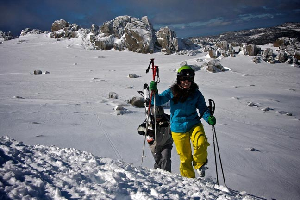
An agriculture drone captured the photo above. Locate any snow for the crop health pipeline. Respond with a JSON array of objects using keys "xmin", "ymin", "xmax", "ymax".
[
  {"xmin": 0, "ymin": 136, "xmax": 251, "ymax": 199},
  {"xmin": 1, "ymin": 33, "xmax": 300, "ymax": 200}
]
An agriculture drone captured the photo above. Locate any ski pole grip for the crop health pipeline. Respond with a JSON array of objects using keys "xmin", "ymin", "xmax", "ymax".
[
  {"xmin": 144, "ymin": 83, "xmax": 148, "ymax": 89},
  {"xmin": 208, "ymin": 99, "xmax": 215, "ymax": 115}
]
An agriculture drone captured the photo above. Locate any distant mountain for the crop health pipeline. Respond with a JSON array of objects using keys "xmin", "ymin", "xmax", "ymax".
[{"xmin": 191, "ymin": 22, "xmax": 300, "ymax": 45}]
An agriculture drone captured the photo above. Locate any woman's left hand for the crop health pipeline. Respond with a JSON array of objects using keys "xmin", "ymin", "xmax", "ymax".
[{"xmin": 207, "ymin": 115, "xmax": 216, "ymax": 125}]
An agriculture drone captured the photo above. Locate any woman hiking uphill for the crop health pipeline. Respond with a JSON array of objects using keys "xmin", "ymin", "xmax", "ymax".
[{"xmin": 149, "ymin": 65, "xmax": 216, "ymax": 178}]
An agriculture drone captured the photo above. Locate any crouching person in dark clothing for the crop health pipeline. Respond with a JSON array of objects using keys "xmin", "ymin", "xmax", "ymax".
[{"xmin": 137, "ymin": 106, "xmax": 173, "ymax": 172}]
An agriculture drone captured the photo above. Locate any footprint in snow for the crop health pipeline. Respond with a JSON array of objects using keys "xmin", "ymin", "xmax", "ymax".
[
  {"xmin": 245, "ymin": 147, "xmax": 260, "ymax": 152},
  {"xmin": 247, "ymin": 102, "xmax": 258, "ymax": 107},
  {"xmin": 276, "ymin": 111, "xmax": 293, "ymax": 116},
  {"xmin": 13, "ymin": 96, "xmax": 25, "ymax": 99},
  {"xmin": 261, "ymin": 107, "xmax": 274, "ymax": 112},
  {"xmin": 36, "ymin": 134, "xmax": 45, "ymax": 137}
]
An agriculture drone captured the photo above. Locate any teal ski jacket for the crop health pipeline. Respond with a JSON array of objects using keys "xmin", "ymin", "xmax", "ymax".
[{"xmin": 153, "ymin": 88, "xmax": 211, "ymax": 133}]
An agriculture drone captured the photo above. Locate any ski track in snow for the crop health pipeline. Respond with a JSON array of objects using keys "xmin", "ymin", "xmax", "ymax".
[{"xmin": 95, "ymin": 113, "xmax": 123, "ymax": 161}]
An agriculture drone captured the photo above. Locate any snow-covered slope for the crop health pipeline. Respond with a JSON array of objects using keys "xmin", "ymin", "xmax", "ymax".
[
  {"xmin": 0, "ymin": 34, "xmax": 299, "ymax": 200},
  {"xmin": 1, "ymin": 136, "xmax": 261, "ymax": 199}
]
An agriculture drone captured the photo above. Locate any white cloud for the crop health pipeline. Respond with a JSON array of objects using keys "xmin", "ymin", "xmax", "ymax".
[
  {"xmin": 156, "ymin": 18, "xmax": 231, "ymax": 30},
  {"xmin": 239, "ymin": 13, "xmax": 274, "ymax": 21}
]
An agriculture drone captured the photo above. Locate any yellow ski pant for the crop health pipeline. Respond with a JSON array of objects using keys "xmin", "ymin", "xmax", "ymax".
[{"xmin": 172, "ymin": 123, "xmax": 210, "ymax": 178}]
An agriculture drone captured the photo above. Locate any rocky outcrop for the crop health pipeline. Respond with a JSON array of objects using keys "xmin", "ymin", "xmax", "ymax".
[
  {"xmin": 202, "ymin": 60, "xmax": 226, "ymax": 73},
  {"xmin": 156, "ymin": 27, "xmax": 179, "ymax": 55},
  {"xmin": 192, "ymin": 23, "xmax": 300, "ymax": 45},
  {"xmin": 217, "ymin": 41, "xmax": 229, "ymax": 51},
  {"xmin": 51, "ymin": 19, "xmax": 69, "ymax": 32},
  {"xmin": 123, "ymin": 16, "xmax": 155, "ymax": 53},
  {"xmin": 100, "ymin": 15, "xmax": 131, "ymax": 38},
  {"xmin": 20, "ymin": 28, "xmax": 44, "ymax": 36},
  {"xmin": 95, "ymin": 16, "xmax": 155, "ymax": 53},
  {"xmin": 0, "ymin": 31, "xmax": 14, "ymax": 41},
  {"xmin": 94, "ymin": 35, "xmax": 115, "ymax": 50},
  {"xmin": 91, "ymin": 24, "xmax": 99, "ymax": 35},
  {"xmin": 48, "ymin": 16, "xmax": 190, "ymax": 54},
  {"xmin": 208, "ymin": 49, "xmax": 220, "ymax": 58},
  {"xmin": 276, "ymin": 51, "xmax": 288, "ymax": 63},
  {"xmin": 245, "ymin": 44, "xmax": 260, "ymax": 56},
  {"xmin": 50, "ymin": 19, "xmax": 80, "ymax": 38}
]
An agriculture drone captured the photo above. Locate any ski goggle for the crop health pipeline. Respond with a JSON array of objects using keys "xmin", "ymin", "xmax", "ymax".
[{"xmin": 179, "ymin": 76, "xmax": 194, "ymax": 82}]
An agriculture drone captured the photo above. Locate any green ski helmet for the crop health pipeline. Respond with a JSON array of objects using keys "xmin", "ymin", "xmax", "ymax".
[{"xmin": 177, "ymin": 65, "xmax": 195, "ymax": 84}]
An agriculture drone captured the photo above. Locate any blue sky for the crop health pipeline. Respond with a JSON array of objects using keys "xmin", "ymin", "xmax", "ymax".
[{"xmin": 1, "ymin": 0, "xmax": 300, "ymax": 38}]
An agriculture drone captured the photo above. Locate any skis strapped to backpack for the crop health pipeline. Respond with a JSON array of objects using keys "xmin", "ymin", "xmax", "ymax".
[{"xmin": 139, "ymin": 58, "xmax": 159, "ymax": 165}]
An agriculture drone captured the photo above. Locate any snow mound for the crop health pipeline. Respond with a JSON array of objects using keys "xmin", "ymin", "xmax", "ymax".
[{"xmin": 0, "ymin": 136, "xmax": 262, "ymax": 199}]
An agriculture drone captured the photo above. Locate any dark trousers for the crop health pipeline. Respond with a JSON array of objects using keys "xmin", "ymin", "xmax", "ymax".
[{"xmin": 151, "ymin": 143, "xmax": 172, "ymax": 172}]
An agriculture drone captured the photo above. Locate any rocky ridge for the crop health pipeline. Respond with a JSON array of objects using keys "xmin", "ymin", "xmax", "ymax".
[
  {"xmin": 49, "ymin": 16, "xmax": 191, "ymax": 54},
  {"xmin": 190, "ymin": 23, "xmax": 300, "ymax": 66},
  {"xmin": 1, "ymin": 17, "xmax": 299, "ymax": 66}
]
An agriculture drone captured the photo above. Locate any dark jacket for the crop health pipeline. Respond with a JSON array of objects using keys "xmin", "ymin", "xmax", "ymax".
[{"xmin": 137, "ymin": 114, "xmax": 173, "ymax": 152}]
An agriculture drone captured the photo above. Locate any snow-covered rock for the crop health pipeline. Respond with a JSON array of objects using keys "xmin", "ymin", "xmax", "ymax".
[
  {"xmin": 156, "ymin": 26, "xmax": 178, "ymax": 55},
  {"xmin": 95, "ymin": 16, "xmax": 155, "ymax": 53},
  {"xmin": 50, "ymin": 19, "xmax": 80, "ymax": 39},
  {"xmin": 20, "ymin": 28, "xmax": 44, "ymax": 36},
  {"xmin": 0, "ymin": 30, "xmax": 14, "ymax": 41},
  {"xmin": 203, "ymin": 59, "xmax": 226, "ymax": 73}
]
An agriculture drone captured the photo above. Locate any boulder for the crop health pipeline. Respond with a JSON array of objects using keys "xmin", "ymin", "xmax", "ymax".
[
  {"xmin": 204, "ymin": 60, "xmax": 225, "ymax": 73},
  {"xmin": 34, "ymin": 70, "xmax": 42, "ymax": 75},
  {"xmin": 51, "ymin": 19, "xmax": 69, "ymax": 32},
  {"xmin": 262, "ymin": 48, "xmax": 273, "ymax": 59},
  {"xmin": 268, "ymin": 56, "xmax": 275, "ymax": 64},
  {"xmin": 94, "ymin": 35, "xmax": 115, "ymax": 50},
  {"xmin": 128, "ymin": 74, "xmax": 139, "ymax": 78},
  {"xmin": 276, "ymin": 51, "xmax": 288, "ymax": 63},
  {"xmin": 156, "ymin": 27, "xmax": 178, "ymax": 54},
  {"xmin": 114, "ymin": 106, "xmax": 127, "ymax": 115},
  {"xmin": 50, "ymin": 19, "xmax": 80, "ymax": 39},
  {"xmin": 130, "ymin": 97, "xmax": 145, "ymax": 108},
  {"xmin": 108, "ymin": 92, "xmax": 118, "ymax": 99},
  {"xmin": 96, "ymin": 16, "xmax": 155, "ymax": 53},
  {"xmin": 208, "ymin": 49, "xmax": 220, "ymax": 58},
  {"xmin": 217, "ymin": 41, "xmax": 229, "ymax": 51},
  {"xmin": 294, "ymin": 51, "xmax": 300, "ymax": 61},
  {"xmin": 123, "ymin": 16, "xmax": 155, "ymax": 53},
  {"xmin": 245, "ymin": 44, "xmax": 260, "ymax": 56},
  {"xmin": 252, "ymin": 57, "xmax": 261, "ymax": 64}
]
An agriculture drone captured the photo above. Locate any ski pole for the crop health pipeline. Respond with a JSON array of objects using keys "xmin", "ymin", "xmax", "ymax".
[
  {"xmin": 212, "ymin": 127, "xmax": 219, "ymax": 185},
  {"xmin": 209, "ymin": 99, "xmax": 226, "ymax": 187},
  {"xmin": 212, "ymin": 125, "xmax": 227, "ymax": 187},
  {"xmin": 209, "ymin": 99, "xmax": 219, "ymax": 184}
]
